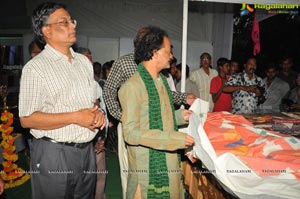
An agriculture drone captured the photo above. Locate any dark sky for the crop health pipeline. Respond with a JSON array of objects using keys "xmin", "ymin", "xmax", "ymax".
[
  {"xmin": 232, "ymin": 7, "xmax": 300, "ymax": 76},
  {"xmin": 260, "ymin": 14, "xmax": 300, "ymax": 66}
]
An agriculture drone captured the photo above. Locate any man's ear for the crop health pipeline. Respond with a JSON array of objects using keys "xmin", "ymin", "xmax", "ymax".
[
  {"xmin": 42, "ymin": 26, "xmax": 50, "ymax": 40},
  {"xmin": 152, "ymin": 49, "xmax": 159, "ymax": 60}
]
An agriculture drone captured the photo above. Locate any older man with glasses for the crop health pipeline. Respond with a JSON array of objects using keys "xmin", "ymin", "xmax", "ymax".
[{"xmin": 19, "ymin": 2, "xmax": 106, "ymax": 199}]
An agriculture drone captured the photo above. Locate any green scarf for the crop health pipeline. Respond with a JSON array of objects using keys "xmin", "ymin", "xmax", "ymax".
[{"xmin": 137, "ymin": 63, "xmax": 178, "ymax": 198}]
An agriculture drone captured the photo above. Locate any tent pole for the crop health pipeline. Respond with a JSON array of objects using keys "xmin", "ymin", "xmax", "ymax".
[{"xmin": 181, "ymin": 0, "xmax": 188, "ymax": 93}]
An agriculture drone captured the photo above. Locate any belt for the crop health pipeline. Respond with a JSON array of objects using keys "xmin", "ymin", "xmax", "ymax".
[{"xmin": 41, "ymin": 137, "xmax": 90, "ymax": 149}]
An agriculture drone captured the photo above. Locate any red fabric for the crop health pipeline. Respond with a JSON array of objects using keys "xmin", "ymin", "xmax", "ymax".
[
  {"xmin": 204, "ymin": 112, "xmax": 300, "ymax": 178},
  {"xmin": 251, "ymin": 13, "xmax": 260, "ymax": 56},
  {"xmin": 210, "ymin": 76, "xmax": 232, "ymax": 112}
]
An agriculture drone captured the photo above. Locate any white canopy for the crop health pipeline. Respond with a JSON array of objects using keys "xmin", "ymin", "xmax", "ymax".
[
  {"xmin": 1, "ymin": 0, "xmax": 235, "ymax": 68},
  {"xmin": 2, "ymin": 0, "xmax": 297, "ymax": 76}
]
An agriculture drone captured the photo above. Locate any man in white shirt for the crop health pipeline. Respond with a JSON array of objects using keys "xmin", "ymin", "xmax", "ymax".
[
  {"xmin": 19, "ymin": 2, "xmax": 106, "ymax": 199},
  {"xmin": 190, "ymin": 52, "xmax": 218, "ymax": 111},
  {"xmin": 258, "ymin": 64, "xmax": 289, "ymax": 113}
]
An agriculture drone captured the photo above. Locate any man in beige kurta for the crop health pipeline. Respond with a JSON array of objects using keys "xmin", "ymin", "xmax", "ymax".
[{"xmin": 118, "ymin": 26, "xmax": 194, "ymax": 199}]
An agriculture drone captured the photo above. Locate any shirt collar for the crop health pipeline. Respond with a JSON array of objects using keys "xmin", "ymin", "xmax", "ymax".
[{"xmin": 44, "ymin": 44, "xmax": 75, "ymax": 61}]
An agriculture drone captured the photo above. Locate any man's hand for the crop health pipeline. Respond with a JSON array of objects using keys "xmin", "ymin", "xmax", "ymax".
[
  {"xmin": 76, "ymin": 106, "xmax": 106, "ymax": 131},
  {"xmin": 221, "ymin": 77, "xmax": 227, "ymax": 87},
  {"xmin": 183, "ymin": 109, "xmax": 193, "ymax": 122},
  {"xmin": 186, "ymin": 94, "xmax": 198, "ymax": 106},
  {"xmin": 243, "ymin": 85, "xmax": 256, "ymax": 93},
  {"xmin": 94, "ymin": 139, "xmax": 106, "ymax": 154},
  {"xmin": 91, "ymin": 106, "xmax": 106, "ymax": 130},
  {"xmin": 290, "ymin": 103, "xmax": 300, "ymax": 109},
  {"xmin": 185, "ymin": 135, "xmax": 195, "ymax": 147}
]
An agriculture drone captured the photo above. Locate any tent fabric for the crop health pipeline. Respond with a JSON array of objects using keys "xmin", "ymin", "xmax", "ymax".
[
  {"xmin": 17, "ymin": 0, "xmax": 234, "ymax": 67},
  {"xmin": 25, "ymin": 0, "xmax": 219, "ymax": 41}
]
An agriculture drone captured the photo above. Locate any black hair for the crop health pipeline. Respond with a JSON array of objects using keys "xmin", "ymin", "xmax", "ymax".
[
  {"xmin": 32, "ymin": 2, "xmax": 66, "ymax": 43},
  {"xmin": 161, "ymin": 69, "xmax": 169, "ymax": 77},
  {"xmin": 28, "ymin": 39, "xmax": 45, "ymax": 55},
  {"xmin": 280, "ymin": 55, "xmax": 293, "ymax": 64},
  {"xmin": 245, "ymin": 56, "xmax": 256, "ymax": 64},
  {"xmin": 217, "ymin": 57, "xmax": 230, "ymax": 68},
  {"xmin": 93, "ymin": 62, "xmax": 102, "ymax": 76},
  {"xmin": 170, "ymin": 57, "xmax": 177, "ymax": 65},
  {"xmin": 134, "ymin": 26, "xmax": 168, "ymax": 64},
  {"xmin": 176, "ymin": 63, "xmax": 190, "ymax": 78},
  {"xmin": 265, "ymin": 63, "xmax": 278, "ymax": 71},
  {"xmin": 230, "ymin": 60, "xmax": 239, "ymax": 66},
  {"xmin": 200, "ymin": 52, "xmax": 211, "ymax": 60},
  {"xmin": 102, "ymin": 60, "xmax": 114, "ymax": 79}
]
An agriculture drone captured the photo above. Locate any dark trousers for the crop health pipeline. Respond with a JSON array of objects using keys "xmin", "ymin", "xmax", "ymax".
[{"xmin": 30, "ymin": 138, "xmax": 96, "ymax": 199}]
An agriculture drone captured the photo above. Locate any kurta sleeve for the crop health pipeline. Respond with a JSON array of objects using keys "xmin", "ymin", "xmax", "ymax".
[{"xmin": 118, "ymin": 78, "xmax": 186, "ymax": 151}]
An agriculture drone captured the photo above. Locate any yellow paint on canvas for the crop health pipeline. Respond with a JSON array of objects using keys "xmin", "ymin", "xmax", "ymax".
[
  {"xmin": 224, "ymin": 130, "xmax": 241, "ymax": 141},
  {"xmin": 230, "ymin": 146, "xmax": 249, "ymax": 155}
]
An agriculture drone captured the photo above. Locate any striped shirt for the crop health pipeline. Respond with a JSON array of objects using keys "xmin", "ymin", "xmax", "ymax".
[
  {"xmin": 103, "ymin": 53, "xmax": 187, "ymax": 121},
  {"xmin": 19, "ymin": 44, "xmax": 100, "ymax": 143},
  {"xmin": 190, "ymin": 67, "xmax": 218, "ymax": 111}
]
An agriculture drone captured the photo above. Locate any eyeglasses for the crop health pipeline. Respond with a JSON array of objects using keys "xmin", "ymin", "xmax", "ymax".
[
  {"xmin": 201, "ymin": 58, "xmax": 210, "ymax": 61},
  {"xmin": 45, "ymin": 19, "xmax": 77, "ymax": 27}
]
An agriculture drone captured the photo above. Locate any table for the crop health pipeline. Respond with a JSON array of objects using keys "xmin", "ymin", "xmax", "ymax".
[
  {"xmin": 243, "ymin": 112, "xmax": 300, "ymax": 137},
  {"xmin": 184, "ymin": 112, "xmax": 300, "ymax": 199},
  {"xmin": 182, "ymin": 159, "xmax": 236, "ymax": 199}
]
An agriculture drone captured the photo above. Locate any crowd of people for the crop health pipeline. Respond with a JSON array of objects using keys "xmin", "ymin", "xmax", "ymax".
[
  {"xmin": 1, "ymin": 1, "xmax": 297, "ymax": 199},
  {"xmin": 160, "ymin": 53, "xmax": 300, "ymax": 115},
  {"xmin": 171, "ymin": 53, "xmax": 298, "ymax": 115}
]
